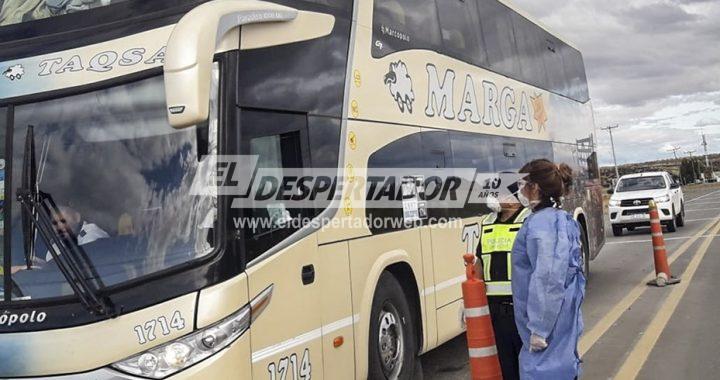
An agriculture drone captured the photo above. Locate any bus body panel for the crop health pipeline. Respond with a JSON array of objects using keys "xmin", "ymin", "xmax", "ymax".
[
  {"xmin": 418, "ymin": 225, "xmax": 438, "ymax": 353},
  {"xmin": 245, "ymin": 236, "xmax": 324, "ymax": 380},
  {"xmin": 347, "ymin": 231, "xmax": 425, "ymax": 379},
  {"xmin": 0, "ymin": 292, "xmax": 196, "ymax": 378},
  {"xmin": 316, "ymin": 241, "xmax": 356, "ymax": 379},
  {"xmin": 196, "ymin": 272, "xmax": 249, "ymax": 329}
]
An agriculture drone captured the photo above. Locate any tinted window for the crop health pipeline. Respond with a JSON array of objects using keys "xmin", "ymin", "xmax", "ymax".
[
  {"xmin": 0, "ymin": 0, "xmax": 130, "ymax": 27},
  {"xmin": 561, "ymin": 45, "xmax": 590, "ymax": 102},
  {"xmin": 493, "ymin": 138, "xmax": 527, "ymax": 172},
  {"xmin": 366, "ymin": 132, "xmax": 423, "ymax": 233},
  {"xmin": 437, "ymin": 0, "xmax": 485, "ymax": 65},
  {"xmin": 421, "ymin": 131, "xmax": 452, "ymax": 219},
  {"xmin": 239, "ymin": 111, "xmax": 341, "ymax": 261},
  {"xmin": 539, "ymin": 33, "xmax": 568, "ymax": 95},
  {"xmin": 237, "ymin": 17, "xmax": 351, "ymax": 117},
  {"xmin": 524, "ymin": 140, "xmax": 554, "ymax": 162},
  {"xmin": 449, "ymin": 131, "xmax": 494, "ymax": 218},
  {"xmin": 372, "ymin": 0, "xmax": 442, "ymax": 58},
  {"xmin": 511, "ymin": 13, "xmax": 548, "ymax": 90},
  {"xmin": 476, "ymin": 0, "xmax": 522, "ymax": 79}
]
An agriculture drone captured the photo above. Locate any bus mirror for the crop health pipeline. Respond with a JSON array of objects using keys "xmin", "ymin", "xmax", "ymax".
[{"xmin": 163, "ymin": 0, "xmax": 335, "ymax": 128}]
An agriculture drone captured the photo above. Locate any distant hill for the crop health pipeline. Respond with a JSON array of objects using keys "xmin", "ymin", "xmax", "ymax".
[{"xmin": 600, "ymin": 153, "xmax": 720, "ymax": 187}]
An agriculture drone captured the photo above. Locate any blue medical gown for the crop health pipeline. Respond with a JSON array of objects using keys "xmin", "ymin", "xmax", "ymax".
[{"xmin": 511, "ymin": 207, "xmax": 586, "ymax": 379}]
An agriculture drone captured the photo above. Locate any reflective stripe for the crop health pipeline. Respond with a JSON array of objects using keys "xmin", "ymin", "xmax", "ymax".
[
  {"xmin": 652, "ymin": 232, "xmax": 663, "ymax": 237},
  {"xmin": 481, "ymin": 254, "xmax": 492, "ymax": 281},
  {"xmin": 506, "ymin": 252, "xmax": 512, "ymax": 280},
  {"xmin": 469, "ymin": 346, "xmax": 498, "ymax": 358},
  {"xmin": 653, "ymin": 245, "xmax": 666, "ymax": 251},
  {"xmin": 485, "ymin": 282, "xmax": 512, "ymax": 296},
  {"xmin": 650, "ymin": 218, "xmax": 661, "ymax": 224},
  {"xmin": 464, "ymin": 306, "xmax": 490, "ymax": 318}
]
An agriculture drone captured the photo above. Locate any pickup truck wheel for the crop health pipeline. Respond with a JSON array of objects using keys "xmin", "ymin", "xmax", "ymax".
[
  {"xmin": 676, "ymin": 203, "xmax": 685, "ymax": 227},
  {"xmin": 666, "ymin": 207, "xmax": 677, "ymax": 232},
  {"xmin": 612, "ymin": 225, "xmax": 623, "ymax": 237}
]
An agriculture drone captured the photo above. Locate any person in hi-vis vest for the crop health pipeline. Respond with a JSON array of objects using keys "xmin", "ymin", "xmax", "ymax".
[{"xmin": 474, "ymin": 192, "xmax": 530, "ymax": 380}]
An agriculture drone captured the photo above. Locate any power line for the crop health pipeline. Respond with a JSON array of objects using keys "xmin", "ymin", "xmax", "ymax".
[{"xmin": 667, "ymin": 145, "xmax": 681, "ymax": 160}]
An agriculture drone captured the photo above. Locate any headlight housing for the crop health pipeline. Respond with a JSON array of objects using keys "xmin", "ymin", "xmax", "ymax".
[
  {"xmin": 609, "ymin": 199, "xmax": 620, "ymax": 207},
  {"xmin": 111, "ymin": 285, "xmax": 273, "ymax": 379},
  {"xmin": 654, "ymin": 194, "xmax": 671, "ymax": 203}
]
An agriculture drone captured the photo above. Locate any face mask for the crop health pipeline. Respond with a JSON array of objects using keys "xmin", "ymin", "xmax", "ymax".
[
  {"xmin": 516, "ymin": 192, "xmax": 531, "ymax": 208},
  {"xmin": 486, "ymin": 196, "xmax": 502, "ymax": 213}
]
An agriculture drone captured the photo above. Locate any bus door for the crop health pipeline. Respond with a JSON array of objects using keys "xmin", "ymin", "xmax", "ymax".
[
  {"xmin": 239, "ymin": 110, "xmax": 324, "ymax": 380},
  {"xmin": 420, "ymin": 130, "xmax": 469, "ymax": 344}
]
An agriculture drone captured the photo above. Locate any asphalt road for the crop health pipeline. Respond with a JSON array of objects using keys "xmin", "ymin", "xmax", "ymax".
[{"xmin": 421, "ymin": 184, "xmax": 720, "ymax": 379}]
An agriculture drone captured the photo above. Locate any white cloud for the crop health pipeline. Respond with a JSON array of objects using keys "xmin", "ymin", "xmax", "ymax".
[{"xmin": 512, "ymin": 0, "xmax": 720, "ymax": 164}]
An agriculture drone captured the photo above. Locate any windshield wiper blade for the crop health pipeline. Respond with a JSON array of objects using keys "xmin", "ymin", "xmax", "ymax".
[
  {"xmin": 20, "ymin": 125, "xmax": 37, "ymax": 269},
  {"xmin": 16, "ymin": 190, "xmax": 114, "ymax": 315}
]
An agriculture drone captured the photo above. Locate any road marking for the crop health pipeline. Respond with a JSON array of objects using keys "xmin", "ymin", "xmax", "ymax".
[
  {"xmin": 605, "ymin": 232, "xmax": 720, "ymax": 245},
  {"xmin": 614, "ymin": 220, "xmax": 720, "ymax": 379},
  {"xmin": 687, "ymin": 201, "xmax": 720, "ymax": 205},
  {"xmin": 686, "ymin": 189, "xmax": 720, "ymax": 203},
  {"xmin": 686, "ymin": 217, "xmax": 720, "ymax": 222},
  {"xmin": 686, "ymin": 207, "xmax": 720, "ymax": 212},
  {"xmin": 579, "ymin": 217, "xmax": 720, "ymax": 356}
]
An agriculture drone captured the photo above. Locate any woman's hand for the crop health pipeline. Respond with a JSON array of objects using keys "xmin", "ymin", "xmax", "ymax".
[{"xmin": 529, "ymin": 333, "xmax": 548, "ymax": 352}]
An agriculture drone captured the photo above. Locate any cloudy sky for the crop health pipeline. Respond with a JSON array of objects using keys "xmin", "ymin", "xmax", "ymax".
[{"xmin": 513, "ymin": 0, "xmax": 720, "ymax": 166}]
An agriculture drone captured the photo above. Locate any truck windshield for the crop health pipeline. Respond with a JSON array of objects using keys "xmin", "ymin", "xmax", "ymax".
[
  {"xmin": 6, "ymin": 71, "xmax": 219, "ymax": 301},
  {"xmin": 616, "ymin": 176, "xmax": 666, "ymax": 192}
]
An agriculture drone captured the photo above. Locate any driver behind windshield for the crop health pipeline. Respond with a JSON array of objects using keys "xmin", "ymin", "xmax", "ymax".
[
  {"xmin": 10, "ymin": 205, "xmax": 109, "ymax": 273},
  {"xmin": 46, "ymin": 205, "xmax": 109, "ymax": 261}
]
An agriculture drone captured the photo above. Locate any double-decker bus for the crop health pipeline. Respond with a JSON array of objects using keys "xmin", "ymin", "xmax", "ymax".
[{"xmin": 0, "ymin": 0, "xmax": 604, "ymax": 379}]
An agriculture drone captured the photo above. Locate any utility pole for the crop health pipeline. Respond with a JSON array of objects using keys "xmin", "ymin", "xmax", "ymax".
[
  {"xmin": 601, "ymin": 124, "xmax": 620, "ymax": 181},
  {"xmin": 701, "ymin": 131, "xmax": 713, "ymax": 175},
  {"xmin": 668, "ymin": 145, "xmax": 681, "ymax": 160},
  {"xmin": 685, "ymin": 150, "xmax": 697, "ymax": 182}
]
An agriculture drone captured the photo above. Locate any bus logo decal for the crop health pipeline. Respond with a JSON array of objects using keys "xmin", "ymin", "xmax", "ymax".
[
  {"xmin": 531, "ymin": 94, "xmax": 548, "ymax": 133},
  {"xmin": 384, "ymin": 60, "xmax": 415, "ymax": 114},
  {"xmin": 2, "ymin": 64, "xmax": 24, "ymax": 81}
]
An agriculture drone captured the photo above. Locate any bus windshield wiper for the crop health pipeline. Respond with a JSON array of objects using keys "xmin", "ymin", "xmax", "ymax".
[{"xmin": 16, "ymin": 126, "xmax": 114, "ymax": 315}]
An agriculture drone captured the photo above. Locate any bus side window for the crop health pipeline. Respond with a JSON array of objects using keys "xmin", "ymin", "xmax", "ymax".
[
  {"xmin": 372, "ymin": 0, "xmax": 442, "ymax": 57},
  {"xmin": 240, "ymin": 110, "xmax": 310, "ymax": 262},
  {"xmin": 476, "ymin": 0, "xmax": 522, "ymax": 82},
  {"xmin": 436, "ymin": 0, "xmax": 486, "ymax": 66},
  {"xmin": 449, "ymin": 131, "xmax": 494, "ymax": 218}
]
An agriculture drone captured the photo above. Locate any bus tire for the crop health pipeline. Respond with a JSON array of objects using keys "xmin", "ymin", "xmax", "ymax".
[{"xmin": 368, "ymin": 272, "xmax": 419, "ymax": 380}]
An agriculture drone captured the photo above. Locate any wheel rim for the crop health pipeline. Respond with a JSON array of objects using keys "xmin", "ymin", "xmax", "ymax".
[{"xmin": 377, "ymin": 302, "xmax": 404, "ymax": 379}]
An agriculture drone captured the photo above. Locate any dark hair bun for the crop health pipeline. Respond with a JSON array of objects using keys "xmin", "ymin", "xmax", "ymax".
[{"xmin": 557, "ymin": 163, "xmax": 573, "ymax": 194}]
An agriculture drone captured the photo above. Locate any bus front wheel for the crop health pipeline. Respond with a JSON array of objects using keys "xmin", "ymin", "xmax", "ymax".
[{"xmin": 368, "ymin": 272, "xmax": 419, "ymax": 380}]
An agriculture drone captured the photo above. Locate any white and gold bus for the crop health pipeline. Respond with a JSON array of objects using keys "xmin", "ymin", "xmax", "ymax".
[{"xmin": 0, "ymin": 0, "xmax": 604, "ymax": 378}]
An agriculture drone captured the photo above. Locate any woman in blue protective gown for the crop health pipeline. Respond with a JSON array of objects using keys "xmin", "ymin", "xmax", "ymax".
[{"xmin": 511, "ymin": 159, "xmax": 586, "ymax": 379}]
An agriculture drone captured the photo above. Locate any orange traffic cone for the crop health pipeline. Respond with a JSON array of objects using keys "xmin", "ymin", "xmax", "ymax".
[
  {"xmin": 462, "ymin": 253, "xmax": 503, "ymax": 380},
  {"xmin": 646, "ymin": 200, "xmax": 681, "ymax": 287}
]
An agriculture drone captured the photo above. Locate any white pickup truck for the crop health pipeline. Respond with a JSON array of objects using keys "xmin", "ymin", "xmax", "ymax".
[{"xmin": 607, "ymin": 171, "xmax": 685, "ymax": 236}]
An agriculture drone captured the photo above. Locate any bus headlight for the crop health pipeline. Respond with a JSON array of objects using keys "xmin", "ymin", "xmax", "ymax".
[{"xmin": 111, "ymin": 285, "xmax": 273, "ymax": 379}]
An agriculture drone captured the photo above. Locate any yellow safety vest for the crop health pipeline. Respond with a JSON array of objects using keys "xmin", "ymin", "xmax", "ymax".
[{"xmin": 479, "ymin": 208, "xmax": 530, "ymax": 296}]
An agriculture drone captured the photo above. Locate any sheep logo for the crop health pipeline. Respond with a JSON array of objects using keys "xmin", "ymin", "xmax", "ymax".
[
  {"xmin": 3, "ymin": 64, "xmax": 24, "ymax": 81},
  {"xmin": 383, "ymin": 61, "xmax": 415, "ymax": 113}
]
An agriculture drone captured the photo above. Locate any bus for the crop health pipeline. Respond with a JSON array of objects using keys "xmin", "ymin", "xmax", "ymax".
[{"xmin": 0, "ymin": 0, "xmax": 604, "ymax": 379}]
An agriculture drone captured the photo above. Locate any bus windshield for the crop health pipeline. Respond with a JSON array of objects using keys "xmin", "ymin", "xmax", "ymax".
[
  {"xmin": 0, "ymin": 0, "xmax": 130, "ymax": 27},
  {"xmin": 616, "ymin": 176, "xmax": 666, "ymax": 192},
  {"xmin": 6, "ymin": 72, "xmax": 219, "ymax": 301}
]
